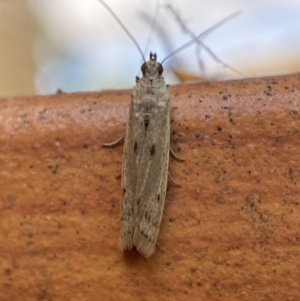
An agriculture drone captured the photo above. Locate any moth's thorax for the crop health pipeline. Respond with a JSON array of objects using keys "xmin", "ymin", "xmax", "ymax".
[{"xmin": 132, "ymin": 82, "xmax": 169, "ymax": 119}]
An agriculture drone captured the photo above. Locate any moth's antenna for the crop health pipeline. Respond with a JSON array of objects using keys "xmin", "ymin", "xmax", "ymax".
[
  {"xmin": 98, "ymin": 0, "xmax": 146, "ymax": 62},
  {"xmin": 161, "ymin": 10, "xmax": 242, "ymax": 64},
  {"xmin": 143, "ymin": 0, "xmax": 160, "ymax": 58}
]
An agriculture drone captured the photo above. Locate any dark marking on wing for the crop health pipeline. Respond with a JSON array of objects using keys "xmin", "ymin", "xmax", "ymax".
[
  {"xmin": 150, "ymin": 144, "xmax": 155, "ymax": 156},
  {"xmin": 123, "ymin": 188, "xmax": 126, "ymax": 196},
  {"xmin": 144, "ymin": 119, "xmax": 149, "ymax": 128},
  {"xmin": 144, "ymin": 212, "xmax": 151, "ymax": 222},
  {"xmin": 157, "ymin": 194, "xmax": 160, "ymax": 202},
  {"xmin": 122, "ymin": 207, "xmax": 132, "ymax": 221},
  {"xmin": 142, "ymin": 231, "xmax": 149, "ymax": 239},
  {"xmin": 134, "ymin": 141, "xmax": 138, "ymax": 154},
  {"xmin": 141, "ymin": 231, "xmax": 154, "ymax": 243}
]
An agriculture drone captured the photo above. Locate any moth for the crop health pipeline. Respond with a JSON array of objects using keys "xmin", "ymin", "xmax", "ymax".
[
  {"xmin": 105, "ymin": 51, "xmax": 180, "ymax": 257},
  {"xmin": 100, "ymin": 0, "xmax": 241, "ymax": 257}
]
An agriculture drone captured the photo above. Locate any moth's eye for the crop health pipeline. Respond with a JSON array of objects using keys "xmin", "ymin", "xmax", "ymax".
[
  {"xmin": 158, "ymin": 63, "xmax": 163, "ymax": 75},
  {"xmin": 141, "ymin": 62, "xmax": 147, "ymax": 75}
]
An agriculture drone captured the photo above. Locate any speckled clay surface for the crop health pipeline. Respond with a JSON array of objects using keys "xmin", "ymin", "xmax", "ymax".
[{"xmin": 0, "ymin": 74, "xmax": 300, "ymax": 300}]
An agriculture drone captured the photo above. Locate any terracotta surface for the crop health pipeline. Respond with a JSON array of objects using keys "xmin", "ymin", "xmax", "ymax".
[{"xmin": 0, "ymin": 74, "xmax": 300, "ymax": 300}]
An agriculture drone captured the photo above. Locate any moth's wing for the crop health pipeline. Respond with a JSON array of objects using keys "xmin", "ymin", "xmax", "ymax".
[
  {"xmin": 119, "ymin": 103, "xmax": 138, "ymax": 252},
  {"xmin": 132, "ymin": 88, "xmax": 170, "ymax": 257}
]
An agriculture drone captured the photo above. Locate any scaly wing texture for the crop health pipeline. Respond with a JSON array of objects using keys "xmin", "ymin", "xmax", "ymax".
[
  {"xmin": 132, "ymin": 84, "xmax": 170, "ymax": 257},
  {"xmin": 119, "ymin": 73, "xmax": 170, "ymax": 257},
  {"xmin": 118, "ymin": 102, "xmax": 138, "ymax": 251}
]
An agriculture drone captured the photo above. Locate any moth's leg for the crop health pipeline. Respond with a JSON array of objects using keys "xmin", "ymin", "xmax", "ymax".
[
  {"xmin": 102, "ymin": 133, "xmax": 125, "ymax": 147},
  {"xmin": 103, "ymin": 134, "xmax": 124, "ymax": 179},
  {"xmin": 168, "ymin": 172, "xmax": 180, "ymax": 186},
  {"xmin": 170, "ymin": 146, "xmax": 184, "ymax": 161}
]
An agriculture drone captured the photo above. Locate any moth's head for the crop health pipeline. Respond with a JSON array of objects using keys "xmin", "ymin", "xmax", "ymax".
[{"xmin": 141, "ymin": 52, "xmax": 163, "ymax": 78}]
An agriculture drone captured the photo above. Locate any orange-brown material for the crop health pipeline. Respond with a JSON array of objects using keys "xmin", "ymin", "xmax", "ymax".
[{"xmin": 1, "ymin": 74, "xmax": 300, "ymax": 300}]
